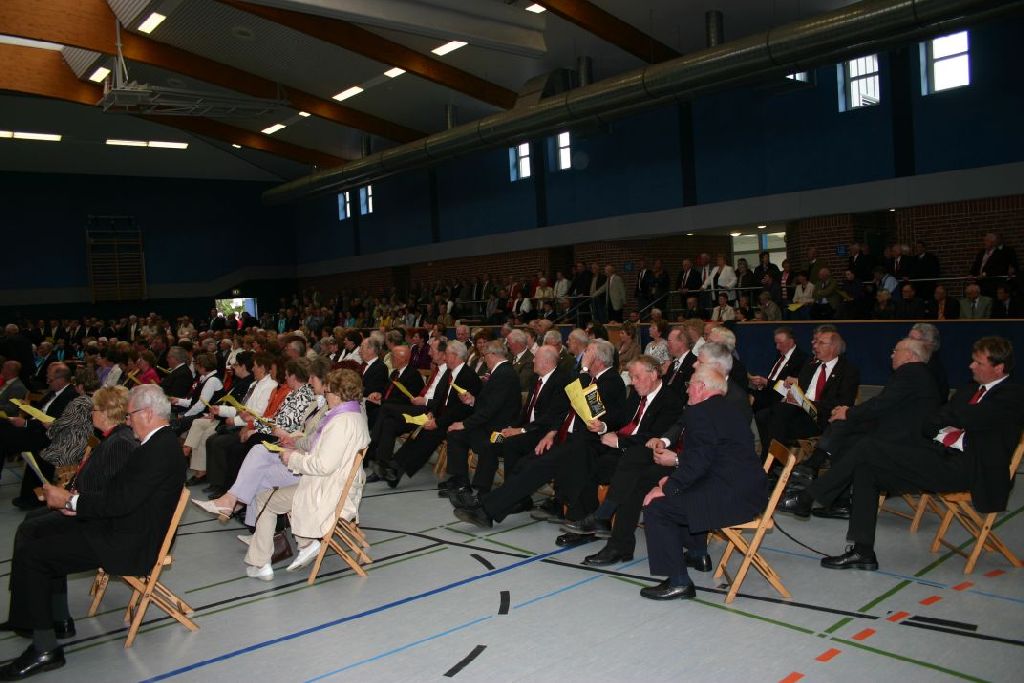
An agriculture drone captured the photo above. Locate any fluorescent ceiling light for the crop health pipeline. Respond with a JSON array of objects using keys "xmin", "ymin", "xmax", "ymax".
[
  {"xmin": 148, "ymin": 140, "xmax": 188, "ymax": 149},
  {"xmin": 298, "ymin": 111, "xmax": 311, "ymax": 117},
  {"xmin": 525, "ymin": 3, "xmax": 546, "ymax": 13},
  {"xmin": 138, "ymin": 12, "xmax": 167, "ymax": 34},
  {"xmin": 88, "ymin": 66, "xmax": 111, "ymax": 83},
  {"xmin": 757, "ymin": 224, "xmax": 767, "ymax": 229},
  {"xmin": 232, "ymin": 144, "xmax": 242, "ymax": 149},
  {"xmin": 729, "ymin": 232, "xmax": 742, "ymax": 237},
  {"xmin": 261, "ymin": 123, "xmax": 286, "ymax": 135},
  {"xmin": 431, "ymin": 41, "xmax": 467, "ymax": 56},
  {"xmin": 0, "ymin": 131, "xmax": 11, "ymax": 138},
  {"xmin": 332, "ymin": 86, "xmax": 363, "ymax": 102},
  {"xmin": 384, "ymin": 67, "xmax": 406, "ymax": 78},
  {"xmin": 107, "ymin": 139, "xmax": 147, "ymax": 146},
  {"xmin": 0, "ymin": 35, "xmax": 62, "ymax": 51},
  {"xmin": 13, "ymin": 131, "xmax": 61, "ymax": 141},
  {"xmin": 685, "ymin": 232, "xmax": 694, "ymax": 236}
]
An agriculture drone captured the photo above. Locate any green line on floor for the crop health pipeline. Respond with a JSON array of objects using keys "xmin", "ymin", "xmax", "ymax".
[
  {"xmin": 831, "ymin": 636, "xmax": 990, "ymax": 682},
  {"xmin": 483, "ymin": 537, "xmax": 535, "ymax": 554},
  {"xmin": 824, "ymin": 617, "xmax": 852, "ymax": 634},
  {"xmin": 695, "ymin": 599, "xmax": 817, "ymax": 635},
  {"xmin": 860, "ymin": 580, "xmax": 911, "ymax": 612},
  {"xmin": 485, "ymin": 519, "xmax": 540, "ymax": 537}
]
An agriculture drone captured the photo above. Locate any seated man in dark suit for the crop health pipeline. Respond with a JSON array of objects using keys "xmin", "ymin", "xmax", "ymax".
[
  {"xmin": 0, "ymin": 360, "xmax": 29, "ymax": 417},
  {"xmin": 359, "ymin": 337, "xmax": 389, "ymax": 430},
  {"xmin": 749, "ymin": 327, "xmax": 809, "ymax": 414},
  {"xmin": 639, "ymin": 367, "xmax": 767, "ymax": 599},
  {"xmin": 159, "ymin": 346, "xmax": 193, "ymax": 399},
  {"xmin": 781, "ymin": 336, "xmax": 1024, "ymax": 571},
  {"xmin": 453, "ymin": 339, "xmax": 629, "ymax": 529},
  {"xmin": 661, "ymin": 327, "xmax": 696, "ymax": 402},
  {"xmin": 576, "ymin": 341, "xmax": 749, "ymax": 565},
  {"xmin": 0, "ymin": 384, "xmax": 184, "ymax": 678},
  {"xmin": 450, "ymin": 346, "xmax": 571, "ymax": 506},
  {"xmin": 782, "ymin": 337, "xmax": 942, "ymax": 518},
  {"xmin": 441, "ymin": 341, "xmax": 524, "ymax": 498},
  {"xmin": 754, "ymin": 330, "xmax": 860, "ymax": 456},
  {"xmin": 382, "ymin": 341, "xmax": 481, "ymax": 487}
]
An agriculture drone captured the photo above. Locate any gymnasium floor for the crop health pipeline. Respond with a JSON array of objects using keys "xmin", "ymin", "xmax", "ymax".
[{"xmin": 0, "ymin": 461, "xmax": 1021, "ymax": 683}]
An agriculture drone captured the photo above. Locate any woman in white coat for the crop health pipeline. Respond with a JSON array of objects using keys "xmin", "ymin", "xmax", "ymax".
[
  {"xmin": 243, "ymin": 368, "xmax": 369, "ymax": 581},
  {"xmin": 701, "ymin": 253, "xmax": 737, "ymax": 304}
]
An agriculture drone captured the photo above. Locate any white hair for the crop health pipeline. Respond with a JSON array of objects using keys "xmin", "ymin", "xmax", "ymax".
[
  {"xmin": 129, "ymin": 384, "xmax": 172, "ymax": 420},
  {"xmin": 698, "ymin": 342, "xmax": 733, "ymax": 375},
  {"xmin": 447, "ymin": 340, "xmax": 470, "ymax": 361}
]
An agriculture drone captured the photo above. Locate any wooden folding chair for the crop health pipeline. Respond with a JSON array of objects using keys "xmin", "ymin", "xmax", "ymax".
[
  {"xmin": 308, "ymin": 449, "xmax": 373, "ymax": 584},
  {"xmin": 878, "ymin": 493, "xmax": 941, "ymax": 533},
  {"xmin": 928, "ymin": 435, "xmax": 1024, "ymax": 574},
  {"xmin": 432, "ymin": 441, "xmax": 449, "ymax": 478},
  {"xmin": 87, "ymin": 488, "xmax": 198, "ymax": 647},
  {"xmin": 712, "ymin": 440, "xmax": 797, "ymax": 604}
]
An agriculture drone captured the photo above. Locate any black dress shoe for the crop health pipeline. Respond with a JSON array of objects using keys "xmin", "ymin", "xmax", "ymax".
[
  {"xmin": 52, "ymin": 618, "xmax": 75, "ymax": 640},
  {"xmin": 582, "ymin": 546, "xmax": 633, "ymax": 566},
  {"xmin": 0, "ymin": 644, "xmax": 65, "ymax": 680},
  {"xmin": 508, "ymin": 497, "xmax": 533, "ymax": 515},
  {"xmin": 365, "ymin": 472, "xmax": 382, "ymax": 484},
  {"xmin": 640, "ymin": 579, "xmax": 696, "ymax": 601},
  {"xmin": 555, "ymin": 532, "xmax": 595, "ymax": 547},
  {"xmin": 454, "ymin": 506, "xmax": 493, "ymax": 529},
  {"xmin": 560, "ymin": 513, "xmax": 612, "ymax": 537},
  {"xmin": 382, "ymin": 467, "xmax": 400, "ymax": 490},
  {"xmin": 685, "ymin": 553, "xmax": 713, "ymax": 572},
  {"xmin": 206, "ymin": 488, "xmax": 226, "ymax": 500},
  {"xmin": 777, "ymin": 494, "xmax": 812, "ymax": 519},
  {"xmin": 202, "ymin": 485, "xmax": 216, "ymax": 494},
  {"xmin": 449, "ymin": 487, "xmax": 480, "ymax": 510},
  {"xmin": 821, "ymin": 547, "xmax": 878, "ymax": 571},
  {"xmin": 811, "ymin": 503, "xmax": 851, "ymax": 520},
  {"xmin": 529, "ymin": 498, "xmax": 563, "ymax": 522},
  {"xmin": 11, "ymin": 498, "xmax": 43, "ymax": 511},
  {"xmin": 0, "ymin": 622, "xmax": 30, "ymax": 639},
  {"xmin": 185, "ymin": 475, "xmax": 206, "ymax": 487}
]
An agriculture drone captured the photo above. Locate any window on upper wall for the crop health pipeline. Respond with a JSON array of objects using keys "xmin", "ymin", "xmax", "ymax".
[
  {"xmin": 924, "ymin": 30, "xmax": 970, "ymax": 93},
  {"xmin": 359, "ymin": 185, "xmax": 373, "ymax": 215},
  {"xmin": 509, "ymin": 142, "xmax": 531, "ymax": 181},
  {"xmin": 556, "ymin": 131, "xmax": 572, "ymax": 170},
  {"xmin": 839, "ymin": 54, "xmax": 880, "ymax": 111},
  {"xmin": 787, "ymin": 72, "xmax": 810, "ymax": 83},
  {"xmin": 337, "ymin": 191, "xmax": 351, "ymax": 220}
]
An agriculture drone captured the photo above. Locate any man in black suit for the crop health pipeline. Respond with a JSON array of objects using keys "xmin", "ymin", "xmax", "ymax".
[
  {"xmin": 754, "ymin": 330, "xmax": 860, "ymax": 456},
  {"xmin": 452, "ymin": 347, "xmax": 570, "ymax": 505},
  {"xmin": 992, "ymin": 284, "xmax": 1023, "ymax": 319},
  {"xmin": 892, "ymin": 283, "xmax": 927, "ymax": 319},
  {"xmin": 674, "ymin": 258, "xmax": 701, "ymax": 313},
  {"xmin": 441, "ymin": 341, "xmax": 524, "ymax": 497},
  {"xmin": 782, "ymin": 338, "xmax": 942, "ymax": 518},
  {"xmin": 159, "ymin": 346, "xmax": 193, "ymax": 399},
  {"xmin": 635, "ymin": 258, "xmax": 655, "ymax": 314},
  {"xmin": 970, "ymin": 232, "xmax": 1017, "ymax": 297},
  {"xmin": 557, "ymin": 355, "xmax": 683, "ymax": 541},
  {"xmin": 1, "ymin": 325, "xmax": 36, "ymax": 388},
  {"xmin": 782, "ymin": 336, "xmax": 1024, "ymax": 572},
  {"xmin": 0, "ymin": 384, "xmax": 184, "ymax": 678},
  {"xmin": 359, "ymin": 337, "xmax": 388, "ymax": 429},
  {"xmin": 847, "ymin": 242, "xmax": 874, "ymax": 283},
  {"xmin": 639, "ymin": 367, "xmax": 767, "ymax": 599},
  {"xmin": 383, "ymin": 341, "xmax": 482, "ymax": 487},
  {"xmin": 453, "ymin": 339, "xmax": 629, "ymax": 528},
  {"xmin": 749, "ymin": 327, "xmax": 809, "ymax": 414},
  {"xmin": 1, "ymin": 363, "xmax": 78, "ymax": 510},
  {"xmin": 911, "ymin": 240, "xmax": 941, "ymax": 299},
  {"xmin": 661, "ymin": 327, "xmax": 697, "ymax": 403}
]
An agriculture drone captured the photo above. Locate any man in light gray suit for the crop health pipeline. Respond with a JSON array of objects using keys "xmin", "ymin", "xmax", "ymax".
[
  {"xmin": 0, "ymin": 361, "xmax": 28, "ymax": 416},
  {"xmin": 605, "ymin": 264, "xmax": 627, "ymax": 322},
  {"xmin": 960, "ymin": 283, "xmax": 993, "ymax": 319}
]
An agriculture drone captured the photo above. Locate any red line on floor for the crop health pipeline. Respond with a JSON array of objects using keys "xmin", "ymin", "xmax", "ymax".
[
  {"xmin": 887, "ymin": 611, "xmax": 910, "ymax": 622},
  {"xmin": 920, "ymin": 595, "xmax": 942, "ymax": 606},
  {"xmin": 984, "ymin": 569, "xmax": 1005, "ymax": 577},
  {"xmin": 952, "ymin": 581, "xmax": 974, "ymax": 591},
  {"xmin": 779, "ymin": 673, "xmax": 804, "ymax": 683},
  {"xmin": 816, "ymin": 648, "xmax": 841, "ymax": 662},
  {"xmin": 852, "ymin": 628, "xmax": 876, "ymax": 641}
]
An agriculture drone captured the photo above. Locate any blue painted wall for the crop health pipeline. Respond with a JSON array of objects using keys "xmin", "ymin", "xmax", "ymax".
[{"xmin": 436, "ymin": 147, "xmax": 537, "ymax": 241}]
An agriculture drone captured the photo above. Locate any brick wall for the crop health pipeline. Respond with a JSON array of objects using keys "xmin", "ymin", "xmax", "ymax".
[{"xmin": 784, "ymin": 214, "xmax": 856, "ymax": 277}]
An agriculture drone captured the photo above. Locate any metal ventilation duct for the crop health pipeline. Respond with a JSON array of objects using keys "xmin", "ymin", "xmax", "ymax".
[{"xmin": 264, "ymin": 0, "xmax": 1023, "ymax": 205}]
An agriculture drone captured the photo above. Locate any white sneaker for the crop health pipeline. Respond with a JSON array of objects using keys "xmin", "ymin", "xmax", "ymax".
[
  {"xmin": 286, "ymin": 540, "xmax": 321, "ymax": 572},
  {"xmin": 236, "ymin": 534, "xmax": 252, "ymax": 546},
  {"xmin": 246, "ymin": 563, "xmax": 274, "ymax": 581}
]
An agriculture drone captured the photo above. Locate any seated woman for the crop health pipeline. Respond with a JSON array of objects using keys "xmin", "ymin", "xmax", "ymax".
[
  {"xmin": 36, "ymin": 367, "xmax": 100, "ymax": 485},
  {"xmin": 194, "ymin": 356, "xmax": 332, "ymax": 525},
  {"xmin": 710, "ymin": 293, "xmax": 736, "ymax": 322},
  {"xmin": 244, "ymin": 368, "xmax": 370, "ymax": 580},
  {"xmin": 0, "ymin": 385, "xmax": 137, "ymax": 637},
  {"xmin": 126, "ymin": 350, "xmax": 160, "ymax": 385},
  {"xmin": 617, "ymin": 321, "xmax": 640, "ymax": 372},
  {"xmin": 644, "ymin": 320, "xmax": 671, "ymax": 373}
]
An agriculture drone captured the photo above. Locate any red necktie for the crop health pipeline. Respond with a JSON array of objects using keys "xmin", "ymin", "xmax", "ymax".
[
  {"xmin": 523, "ymin": 377, "xmax": 542, "ymax": 423},
  {"xmin": 557, "ymin": 377, "xmax": 592, "ymax": 443},
  {"xmin": 813, "ymin": 364, "xmax": 828, "ymax": 401},
  {"xmin": 768, "ymin": 355, "xmax": 785, "ymax": 382},
  {"xmin": 969, "ymin": 385, "xmax": 986, "ymax": 404},
  {"xmin": 617, "ymin": 396, "xmax": 648, "ymax": 437},
  {"xmin": 383, "ymin": 370, "xmax": 400, "ymax": 400},
  {"xmin": 419, "ymin": 367, "xmax": 437, "ymax": 397}
]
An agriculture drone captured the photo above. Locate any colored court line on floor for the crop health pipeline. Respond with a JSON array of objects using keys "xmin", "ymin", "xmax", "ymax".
[
  {"xmin": 953, "ymin": 581, "xmax": 974, "ymax": 591},
  {"xmin": 830, "ymin": 637, "xmax": 989, "ymax": 682},
  {"xmin": 140, "ymin": 545, "xmax": 574, "ymax": 682},
  {"xmin": 852, "ymin": 628, "xmax": 876, "ymax": 641},
  {"xmin": 443, "ymin": 644, "xmax": 487, "ymax": 678},
  {"xmin": 984, "ymin": 569, "xmax": 1005, "ymax": 577},
  {"xmin": 887, "ymin": 611, "xmax": 910, "ymax": 622},
  {"xmin": 815, "ymin": 648, "xmax": 841, "ymax": 662},
  {"xmin": 778, "ymin": 672, "xmax": 804, "ymax": 683},
  {"xmin": 919, "ymin": 595, "xmax": 942, "ymax": 606}
]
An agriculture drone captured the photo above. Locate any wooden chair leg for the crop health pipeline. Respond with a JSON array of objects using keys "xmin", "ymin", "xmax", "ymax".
[
  {"xmin": 930, "ymin": 507, "xmax": 957, "ymax": 553},
  {"xmin": 87, "ymin": 571, "xmax": 109, "ymax": 617}
]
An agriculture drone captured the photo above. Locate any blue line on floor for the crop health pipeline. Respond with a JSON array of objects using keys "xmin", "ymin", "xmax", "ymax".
[
  {"xmin": 513, "ymin": 575, "xmax": 602, "ymax": 610},
  {"xmin": 140, "ymin": 545, "xmax": 573, "ymax": 682},
  {"xmin": 304, "ymin": 615, "xmax": 493, "ymax": 682},
  {"xmin": 965, "ymin": 589, "xmax": 1024, "ymax": 605}
]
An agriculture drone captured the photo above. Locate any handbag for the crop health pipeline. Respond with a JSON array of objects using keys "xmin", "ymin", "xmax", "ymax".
[{"xmin": 254, "ymin": 487, "xmax": 293, "ymax": 564}]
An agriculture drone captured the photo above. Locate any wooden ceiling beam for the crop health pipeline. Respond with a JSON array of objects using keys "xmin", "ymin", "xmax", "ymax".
[
  {"xmin": 0, "ymin": 0, "xmax": 424, "ymax": 142},
  {"xmin": 0, "ymin": 44, "xmax": 345, "ymax": 169},
  {"xmin": 536, "ymin": 0, "xmax": 679, "ymax": 64},
  {"xmin": 221, "ymin": 0, "xmax": 518, "ymax": 109}
]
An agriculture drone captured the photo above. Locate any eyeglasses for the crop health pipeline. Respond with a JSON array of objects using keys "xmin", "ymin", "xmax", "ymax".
[{"xmin": 125, "ymin": 408, "xmax": 147, "ymax": 419}]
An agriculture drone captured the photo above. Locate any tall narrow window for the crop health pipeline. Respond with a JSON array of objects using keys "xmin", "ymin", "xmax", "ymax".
[
  {"xmin": 509, "ymin": 142, "xmax": 531, "ymax": 181},
  {"xmin": 337, "ymin": 191, "xmax": 351, "ymax": 220},
  {"xmin": 925, "ymin": 30, "xmax": 970, "ymax": 93},
  {"xmin": 840, "ymin": 54, "xmax": 880, "ymax": 111},
  {"xmin": 786, "ymin": 72, "xmax": 810, "ymax": 83},
  {"xmin": 359, "ymin": 185, "xmax": 373, "ymax": 215},
  {"xmin": 556, "ymin": 131, "xmax": 572, "ymax": 170}
]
